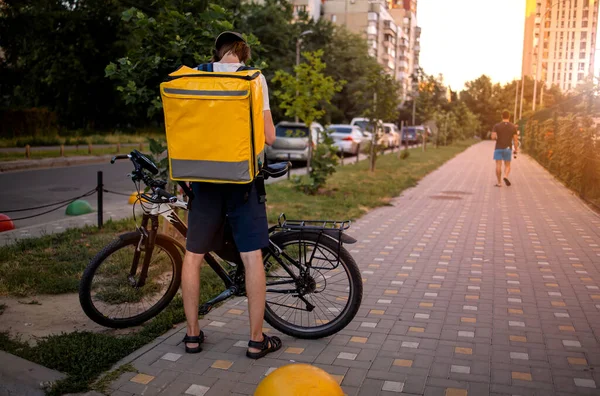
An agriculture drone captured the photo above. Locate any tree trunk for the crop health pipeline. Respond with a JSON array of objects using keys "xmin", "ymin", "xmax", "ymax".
[{"xmin": 369, "ymin": 132, "xmax": 376, "ymax": 172}]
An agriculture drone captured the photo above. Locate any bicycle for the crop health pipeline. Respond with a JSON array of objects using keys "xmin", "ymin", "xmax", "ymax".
[{"xmin": 79, "ymin": 150, "xmax": 363, "ymax": 339}]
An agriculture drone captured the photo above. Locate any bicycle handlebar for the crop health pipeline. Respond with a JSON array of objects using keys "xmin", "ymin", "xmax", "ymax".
[{"xmin": 111, "ymin": 154, "xmax": 131, "ymax": 164}]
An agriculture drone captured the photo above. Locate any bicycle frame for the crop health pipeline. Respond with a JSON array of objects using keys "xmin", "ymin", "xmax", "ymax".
[
  {"xmin": 133, "ymin": 200, "xmax": 236, "ymax": 291},
  {"xmin": 132, "ymin": 199, "xmax": 354, "ymax": 315}
]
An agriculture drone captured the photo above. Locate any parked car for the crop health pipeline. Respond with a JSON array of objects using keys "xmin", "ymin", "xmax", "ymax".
[
  {"xmin": 265, "ymin": 121, "xmax": 324, "ymax": 162},
  {"xmin": 383, "ymin": 123, "xmax": 401, "ymax": 147},
  {"xmin": 401, "ymin": 126, "xmax": 420, "ymax": 144},
  {"xmin": 327, "ymin": 124, "xmax": 365, "ymax": 155},
  {"xmin": 350, "ymin": 117, "xmax": 388, "ymax": 147}
]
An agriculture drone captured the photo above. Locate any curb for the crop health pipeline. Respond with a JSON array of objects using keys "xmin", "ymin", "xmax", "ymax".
[
  {"xmin": 0, "ymin": 155, "xmax": 114, "ymax": 173},
  {"xmin": 0, "ymin": 350, "xmax": 66, "ymax": 396}
]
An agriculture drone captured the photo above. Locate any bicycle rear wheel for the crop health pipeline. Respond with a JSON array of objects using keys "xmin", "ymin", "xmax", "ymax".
[
  {"xmin": 79, "ymin": 232, "xmax": 182, "ymax": 328},
  {"xmin": 263, "ymin": 231, "xmax": 362, "ymax": 339}
]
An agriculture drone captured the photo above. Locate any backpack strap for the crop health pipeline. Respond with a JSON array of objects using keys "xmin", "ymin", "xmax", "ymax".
[
  {"xmin": 197, "ymin": 63, "xmax": 214, "ymax": 72},
  {"xmin": 236, "ymin": 65, "xmax": 257, "ymax": 72}
]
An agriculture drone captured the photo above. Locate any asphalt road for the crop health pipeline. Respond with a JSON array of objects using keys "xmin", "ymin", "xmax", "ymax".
[
  {"xmin": 1, "ymin": 145, "xmax": 416, "ymax": 230},
  {"xmin": 0, "ymin": 161, "xmax": 135, "ymax": 228},
  {"xmin": 0, "ymin": 143, "xmax": 142, "ymax": 153}
]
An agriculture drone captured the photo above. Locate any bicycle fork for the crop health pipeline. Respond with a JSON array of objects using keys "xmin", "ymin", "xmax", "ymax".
[{"xmin": 129, "ymin": 214, "xmax": 158, "ymax": 288}]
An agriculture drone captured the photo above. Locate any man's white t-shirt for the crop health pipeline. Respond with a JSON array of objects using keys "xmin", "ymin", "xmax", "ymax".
[{"xmin": 212, "ymin": 62, "xmax": 270, "ymax": 112}]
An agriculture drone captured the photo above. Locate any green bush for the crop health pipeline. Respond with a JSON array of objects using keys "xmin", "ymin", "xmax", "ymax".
[
  {"xmin": 524, "ymin": 115, "xmax": 600, "ymax": 207},
  {"xmin": 0, "ymin": 108, "xmax": 59, "ymax": 139},
  {"xmin": 292, "ymin": 129, "xmax": 338, "ymax": 194}
]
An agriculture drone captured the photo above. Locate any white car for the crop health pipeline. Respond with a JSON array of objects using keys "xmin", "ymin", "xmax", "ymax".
[
  {"xmin": 327, "ymin": 124, "xmax": 365, "ymax": 155},
  {"xmin": 383, "ymin": 123, "xmax": 401, "ymax": 148},
  {"xmin": 350, "ymin": 117, "xmax": 389, "ymax": 147}
]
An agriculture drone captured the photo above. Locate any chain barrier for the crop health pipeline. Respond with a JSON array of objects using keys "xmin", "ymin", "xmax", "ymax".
[{"xmin": 0, "ymin": 189, "xmax": 97, "ymax": 223}]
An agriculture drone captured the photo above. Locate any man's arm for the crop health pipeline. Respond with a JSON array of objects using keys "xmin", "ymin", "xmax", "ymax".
[
  {"xmin": 513, "ymin": 133, "xmax": 519, "ymax": 152},
  {"xmin": 264, "ymin": 110, "xmax": 276, "ymax": 146},
  {"xmin": 491, "ymin": 124, "xmax": 497, "ymax": 140}
]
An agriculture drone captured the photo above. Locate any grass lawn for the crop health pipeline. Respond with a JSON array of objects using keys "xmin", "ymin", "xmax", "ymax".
[
  {"xmin": 0, "ymin": 139, "xmax": 475, "ymax": 395},
  {"xmin": 0, "ymin": 145, "xmax": 147, "ymax": 162}
]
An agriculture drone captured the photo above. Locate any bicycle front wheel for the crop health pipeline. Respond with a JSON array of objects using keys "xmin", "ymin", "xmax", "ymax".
[
  {"xmin": 263, "ymin": 231, "xmax": 362, "ymax": 339},
  {"xmin": 79, "ymin": 232, "xmax": 182, "ymax": 328}
]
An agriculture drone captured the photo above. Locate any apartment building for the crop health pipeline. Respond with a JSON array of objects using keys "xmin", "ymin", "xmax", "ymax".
[
  {"xmin": 522, "ymin": 0, "xmax": 599, "ymax": 92},
  {"xmin": 290, "ymin": 0, "xmax": 322, "ymax": 21},
  {"xmin": 323, "ymin": 0, "xmax": 421, "ymax": 100}
]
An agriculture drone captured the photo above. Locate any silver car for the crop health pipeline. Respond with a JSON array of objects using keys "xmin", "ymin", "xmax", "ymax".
[{"xmin": 265, "ymin": 121, "xmax": 324, "ymax": 162}]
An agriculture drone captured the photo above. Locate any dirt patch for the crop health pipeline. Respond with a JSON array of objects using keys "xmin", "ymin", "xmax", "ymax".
[{"xmin": 0, "ymin": 293, "xmax": 134, "ymax": 344}]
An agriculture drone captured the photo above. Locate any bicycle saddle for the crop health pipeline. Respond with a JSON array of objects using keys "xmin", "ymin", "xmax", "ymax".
[{"xmin": 262, "ymin": 162, "xmax": 291, "ymax": 179}]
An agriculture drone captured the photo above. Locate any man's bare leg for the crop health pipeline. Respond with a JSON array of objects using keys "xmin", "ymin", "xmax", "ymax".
[
  {"xmin": 495, "ymin": 160, "xmax": 503, "ymax": 186},
  {"xmin": 240, "ymin": 250, "xmax": 267, "ymax": 353},
  {"xmin": 504, "ymin": 161, "xmax": 511, "ymax": 179},
  {"xmin": 181, "ymin": 250, "xmax": 205, "ymax": 348}
]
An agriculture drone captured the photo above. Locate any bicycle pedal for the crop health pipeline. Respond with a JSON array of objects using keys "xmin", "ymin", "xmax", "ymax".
[{"xmin": 198, "ymin": 304, "xmax": 213, "ymax": 316}]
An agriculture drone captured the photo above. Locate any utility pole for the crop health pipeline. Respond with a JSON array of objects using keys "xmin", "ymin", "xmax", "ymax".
[
  {"xmin": 295, "ymin": 30, "xmax": 313, "ymax": 123},
  {"xmin": 519, "ymin": 77, "xmax": 525, "ymax": 120},
  {"xmin": 513, "ymin": 79, "xmax": 519, "ymax": 121}
]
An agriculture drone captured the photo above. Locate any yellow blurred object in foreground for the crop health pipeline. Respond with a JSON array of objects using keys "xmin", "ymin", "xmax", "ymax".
[{"xmin": 254, "ymin": 364, "xmax": 344, "ymax": 396}]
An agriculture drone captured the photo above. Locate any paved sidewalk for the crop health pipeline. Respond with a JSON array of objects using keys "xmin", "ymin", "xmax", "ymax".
[{"xmin": 106, "ymin": 141, "xmax": 600, "ymax": 396}]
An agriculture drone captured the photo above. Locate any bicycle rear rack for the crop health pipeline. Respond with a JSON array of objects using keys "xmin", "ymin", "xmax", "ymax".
[
  {"xmin": 277, "ymin": 213, "xmax": 351, "ymax": 231},
  {"xmin": 274, "ymin": 213, "xmax": 353, "ymax": 271}
]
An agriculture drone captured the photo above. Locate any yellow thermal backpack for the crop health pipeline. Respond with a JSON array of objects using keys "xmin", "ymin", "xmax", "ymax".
[{"xmin": 160, "ymin": 64, "xmax": 265, "ymax": 184}]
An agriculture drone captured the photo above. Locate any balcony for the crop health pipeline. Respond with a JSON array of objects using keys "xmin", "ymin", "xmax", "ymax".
[{"xmin": 384, "ymin": 20, "xmax": 397, "ymax": 35}]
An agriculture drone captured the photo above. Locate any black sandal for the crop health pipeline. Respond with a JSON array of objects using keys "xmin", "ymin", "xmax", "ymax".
[
  {"xmin": 246, "ymin": 333, "xmax": 282, "ymax": 359},
  {"xmin": 182, "ymin": 331, "xmax": 204, "ymax": 354},
  {"xmin": 503, "ymin": 177, "xmax": 512, "ymax": 187}
]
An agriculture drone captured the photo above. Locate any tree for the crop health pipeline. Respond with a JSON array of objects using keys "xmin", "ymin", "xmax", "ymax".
[
  {"xmin": 105, "ymin": 4, "xmax": 247, "ymax": 122},
  {"xmin": 362, "ymin": 72, "xmax": 401, "ymax": 171},
  {"xmin": 273, "ymin": 50, "xmax": 344, "ymax": 191},
  {"xmin": 0, "ymin": 0, "xmax": 130, "ymax": 129}
]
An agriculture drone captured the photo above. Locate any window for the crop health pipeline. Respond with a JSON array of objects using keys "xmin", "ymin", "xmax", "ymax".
[
  {"xmin": 569, "ymin": 63, "xmax": 573, "ymax": 70},
  {"xmin": 570, "ymin": 52, "xmax": 574, "ymax": 59},
  {"xmin": 560, "ymin": 32, "xmax": 564, "ymax": 38},
  {"xmin": 579, "ymin": 62, "xmax": 585, "ymax": 71},
  {"xmin": 561, "ymin": 21, "xmax": 565, "ymax": 28},
  {"xmin": 571, "ymin": 42, "xmax": 575, "ymax": 50},
  {"xmin": 580, "ymin": 52, "xmax": 586, "ymax": 59},
  {"xmin": 582, "ymin": 20, "xmax": 588, "ymax": 27},
  {"xmin": 572, "ymin": 32, "xmax": 575, "ymax": 39},
  {"xmin": 578, "ymin": 73, "xmax": 584, "ymax": 81},
  {"xmin": 561, "ymin": 10, "xmax": 565, "ymax": 18},
  {"xmin": 558, "ymin": 63, "xmax": 562, "ymax": 70},
  {"xmin": 573, "ymin": 10, "xmax": 577, "ymax": 17},
  {"xmin": 581, "ymin": 32, "xmax": 587, "ymax": 39},
  {"xmin": 583, "ymin": 10, "xmax": 589, "ymax": 18},
  {"xmin": 581, "ymin": 41, "xmax": 587, "ymax": 49},
  {"xmin": 294, "ymin": 5, "xmax": 307, "ymax": 14}
]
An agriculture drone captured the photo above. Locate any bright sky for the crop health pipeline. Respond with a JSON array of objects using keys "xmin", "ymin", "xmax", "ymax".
[{"xmin": 417, "ymin": 0, "xmax": 600, "ymax": 90}]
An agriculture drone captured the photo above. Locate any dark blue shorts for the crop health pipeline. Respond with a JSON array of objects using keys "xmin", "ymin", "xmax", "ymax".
[
  {"xmin": 186, "ymin": 182, "xmax": 269, "ymax": 254},
  {"xmin": 493, "ymin": 148, "xmax": 512, "ymax": 161}
]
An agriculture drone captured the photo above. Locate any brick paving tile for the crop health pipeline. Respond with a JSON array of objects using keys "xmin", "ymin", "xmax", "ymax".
[{"xmin": 107, "ymin": 142, "xmax": 600, "ymax": 395}]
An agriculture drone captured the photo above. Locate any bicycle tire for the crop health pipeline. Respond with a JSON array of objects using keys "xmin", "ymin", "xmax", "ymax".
[
  {"xmin": 263, "ymin": 231, "xmax": 362, "ymax": 339},
  {"xmin": 79, "ymin": 231, "xmax": 182, "ymax": 328}
]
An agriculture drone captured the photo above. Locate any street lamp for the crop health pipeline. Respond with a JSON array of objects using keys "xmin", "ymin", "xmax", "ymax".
[
  {"xmin": 532, "ymin": 0, "xmax": 563, "ymax": 112},
  {"xmin": 295, "ymin": 30, "xmax": 313, "ymax": 122}
]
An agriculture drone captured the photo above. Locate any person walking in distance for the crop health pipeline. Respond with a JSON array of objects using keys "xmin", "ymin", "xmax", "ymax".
[
  {"xmin": 491, "ymin": 110, "xmax": 519, "ymax": 187},
  {"xmin": 180, "ymin": 32, "xmax": 281, "ymax": 359}
]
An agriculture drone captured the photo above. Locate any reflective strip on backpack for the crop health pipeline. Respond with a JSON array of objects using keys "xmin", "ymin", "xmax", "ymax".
[
  {"xmin": 171, "ymin": 158, "xmax": 251, "ymax": 182},
  {"xmin": 163, "ymin": 88, "xmax": 249, "ymax": 97}
]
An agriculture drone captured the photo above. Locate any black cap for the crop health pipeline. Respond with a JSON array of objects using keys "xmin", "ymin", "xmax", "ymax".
[{"xmin": 215, "ymin": 31, "xmax": 246, "ymax": 51}]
